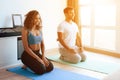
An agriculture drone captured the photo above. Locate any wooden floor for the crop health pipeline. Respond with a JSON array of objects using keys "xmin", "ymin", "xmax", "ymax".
[{"xmin": 0, "ymin": 48, "xmax": 120, "ymax": 80}]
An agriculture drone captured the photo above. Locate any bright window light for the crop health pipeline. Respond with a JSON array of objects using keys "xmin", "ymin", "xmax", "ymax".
[{"xmin": 94, "ymin": 5, "xmax": 116, "ymax": 26}]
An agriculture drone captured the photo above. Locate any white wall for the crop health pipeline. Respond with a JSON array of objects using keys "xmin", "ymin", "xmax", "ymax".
[
  {"xmin": 0, "ymin": 0, "xmax": 67, "ymax": 49},
  {"xmin": 0, "ymin": 37, "xmax": 21, "ymax": 69},
  {"xmin": 0, "ymin": 0, "xmax": 67, "ymax": 68}
]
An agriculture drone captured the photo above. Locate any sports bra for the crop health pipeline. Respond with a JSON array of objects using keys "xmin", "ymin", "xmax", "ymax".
[{"xmin": 28, "ymin": 31, "xmax": 42, "ymax": 45}]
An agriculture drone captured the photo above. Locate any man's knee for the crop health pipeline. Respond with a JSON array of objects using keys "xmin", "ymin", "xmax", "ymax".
[
  {"xmin": 72, "ymin": 55, "xmax": 81, "ymax": 63},
  {"xmin": 60, "ymin": 54, "xmax": 81, "ymax": 64}
]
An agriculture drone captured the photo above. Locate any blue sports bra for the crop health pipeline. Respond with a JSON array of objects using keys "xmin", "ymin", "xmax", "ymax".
[{"xmin": 28, "ymin": 31, "xmax": 42, "ymax": 45}]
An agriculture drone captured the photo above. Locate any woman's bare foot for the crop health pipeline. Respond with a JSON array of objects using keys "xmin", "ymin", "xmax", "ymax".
[{"xmin": 22, "ymin": 65, "xmax": 27, "ymax": 69}]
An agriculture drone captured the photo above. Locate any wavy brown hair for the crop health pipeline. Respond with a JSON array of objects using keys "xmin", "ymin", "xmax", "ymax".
[{"xmin": 24, "ymin": 10, "xmax": 42, "ymax": 30}]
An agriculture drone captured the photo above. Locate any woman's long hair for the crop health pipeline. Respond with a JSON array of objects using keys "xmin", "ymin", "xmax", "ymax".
[{"xmin": 24, "ymin": 10, "xmax": 42, "ymax": 30}]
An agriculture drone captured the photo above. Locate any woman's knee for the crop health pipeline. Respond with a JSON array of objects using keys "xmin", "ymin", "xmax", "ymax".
[
  {"xmin": 35, "ymin": 69, "xmax": 45, "ymax": 75},
  {"xmin": 46, "ymin": 61, "xmax": 54, "ymax": 72},
  {"xmin": 36, "ymin": 61, "xmax": 54, "ymax": 74},
  {"xmin": 33, "ymin": 64, "xmax": 46, "ymax": 75}
]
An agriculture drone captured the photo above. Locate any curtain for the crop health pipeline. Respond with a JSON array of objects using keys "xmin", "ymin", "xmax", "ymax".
[
  {"xmin": 67, "ymin": 0, "xmax": 81, "ymax": 34},
  {"xmin": 67, "ymin": 0, "xmax": 83, "ymax": 48}
]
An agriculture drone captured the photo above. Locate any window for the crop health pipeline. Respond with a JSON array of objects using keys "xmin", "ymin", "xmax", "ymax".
[{"xmin": 79, "ymin": 0, "xmax": 120, "ymax": 53}]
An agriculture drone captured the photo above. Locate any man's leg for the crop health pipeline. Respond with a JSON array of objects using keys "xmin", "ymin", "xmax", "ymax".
[
  {"xmin": 59, "ymin": 48, "xmax": 81, "ymax": 63},
  {"xmin": 74, "ymin": 46, "xmax": 86, "ymax": 62}
]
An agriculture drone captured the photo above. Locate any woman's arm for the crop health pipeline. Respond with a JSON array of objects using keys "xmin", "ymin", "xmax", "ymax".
[
  {"xmin": 41, "ymin": 39, "xmax": 45, "ymax": 57},
  {"xmin": 41, "ymin": 38, "xmax": 49, "ymax": 66}
]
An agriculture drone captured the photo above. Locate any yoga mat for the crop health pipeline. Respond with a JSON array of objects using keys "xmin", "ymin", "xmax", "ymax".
[
  {"xmin": 47, "ymin": 54, "xmax": 120, "ymax": 74},
  {"xmin": 7, "ymin": 66, "xmax": 99, "ymax": 80}
]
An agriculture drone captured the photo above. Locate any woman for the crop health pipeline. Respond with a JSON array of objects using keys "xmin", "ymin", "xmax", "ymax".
[{"xmin": 21, "ymin": 10, "xmax": 54, "ymax": 75}]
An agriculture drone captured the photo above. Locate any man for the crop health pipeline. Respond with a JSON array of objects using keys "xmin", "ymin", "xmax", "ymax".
[{"xmin": 57, "ymin": 7, "xmax": 86, "ymax": 63}]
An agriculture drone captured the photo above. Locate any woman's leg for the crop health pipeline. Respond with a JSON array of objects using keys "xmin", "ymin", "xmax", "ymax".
[
  {"xmin": 22, "ymin": 64, "xmax": 27, "ymax": 69},
  {"xmin": 45, "ymin": 60, "xmax": 54, "ymax": 72},
  {"xmin": 21, "ymin": 51, "xmax": 46, "ymax": 75},
  {"xmin": 36, "ymin": 52, "xmax": 54, "ymax": 72}
]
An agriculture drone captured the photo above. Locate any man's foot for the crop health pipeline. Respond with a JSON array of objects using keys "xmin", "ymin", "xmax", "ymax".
[
  {"xmin": 59, "ymin": 55, "xmax": 64, "ymax": 60},
  {"xmin": 80, "ymin": 59, "xmax": 85, "ymax": 62}
]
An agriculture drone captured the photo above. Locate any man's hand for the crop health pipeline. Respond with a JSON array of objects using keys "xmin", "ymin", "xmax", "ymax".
[
  {"xmin": 79, "ymin": 47, "xmax": 84, "ymax": 53},
  {"xmin": 68, "ymin": 48, "xmax": 76, "ymax": 53}
]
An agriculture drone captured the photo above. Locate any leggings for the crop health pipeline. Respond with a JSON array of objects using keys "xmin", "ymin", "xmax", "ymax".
[{"xmin": 21, "ymin": 50, "xmax": 54, "ymax": 75}]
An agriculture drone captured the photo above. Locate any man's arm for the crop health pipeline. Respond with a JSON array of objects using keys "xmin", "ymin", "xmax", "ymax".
[
  {"xmin": 57, "ymin": 32, "xmax": 75, "ymax": 53},
  {"xmin": 57, "ymin": 32, "xmax": 70, "ymax": 49},
  {"xmin": 76, "ymin": 32, "xmax": 82, "ymax": 47},
  {"xmin": 76, "ymin": 32, "xmax": 84, "ymax": 52}
]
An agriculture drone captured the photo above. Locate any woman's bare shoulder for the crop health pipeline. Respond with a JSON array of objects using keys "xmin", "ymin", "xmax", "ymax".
[
  {"xmin": 22, "ymin": 27, "xmax": 28, "ymax": 32},
  {"xmin": 22, "ymin": 27, "xmax": 28, "ymax": 35}
]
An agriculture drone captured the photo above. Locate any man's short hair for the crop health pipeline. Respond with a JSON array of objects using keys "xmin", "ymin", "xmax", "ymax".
[{"xmin": 63, "ymin": 7, "xmax": 74, "ymax": 14}]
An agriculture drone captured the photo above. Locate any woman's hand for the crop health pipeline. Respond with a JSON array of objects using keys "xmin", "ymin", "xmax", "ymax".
[
  {"xmin": 42, "ymin": 56, "xmax": 49, "ymax": 67},
  {"xmin": 36, "ymin": 57, "xmax": 45, "ymax": 65}
]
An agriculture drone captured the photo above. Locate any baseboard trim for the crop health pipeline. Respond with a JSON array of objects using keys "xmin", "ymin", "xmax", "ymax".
[
  {"xmin": 84, "ymin": 47, "xmax": 120, "ymax": 58},
  {"xmin": 0, "ymin": 63, "xmax": 22, "ymax": 70}
]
